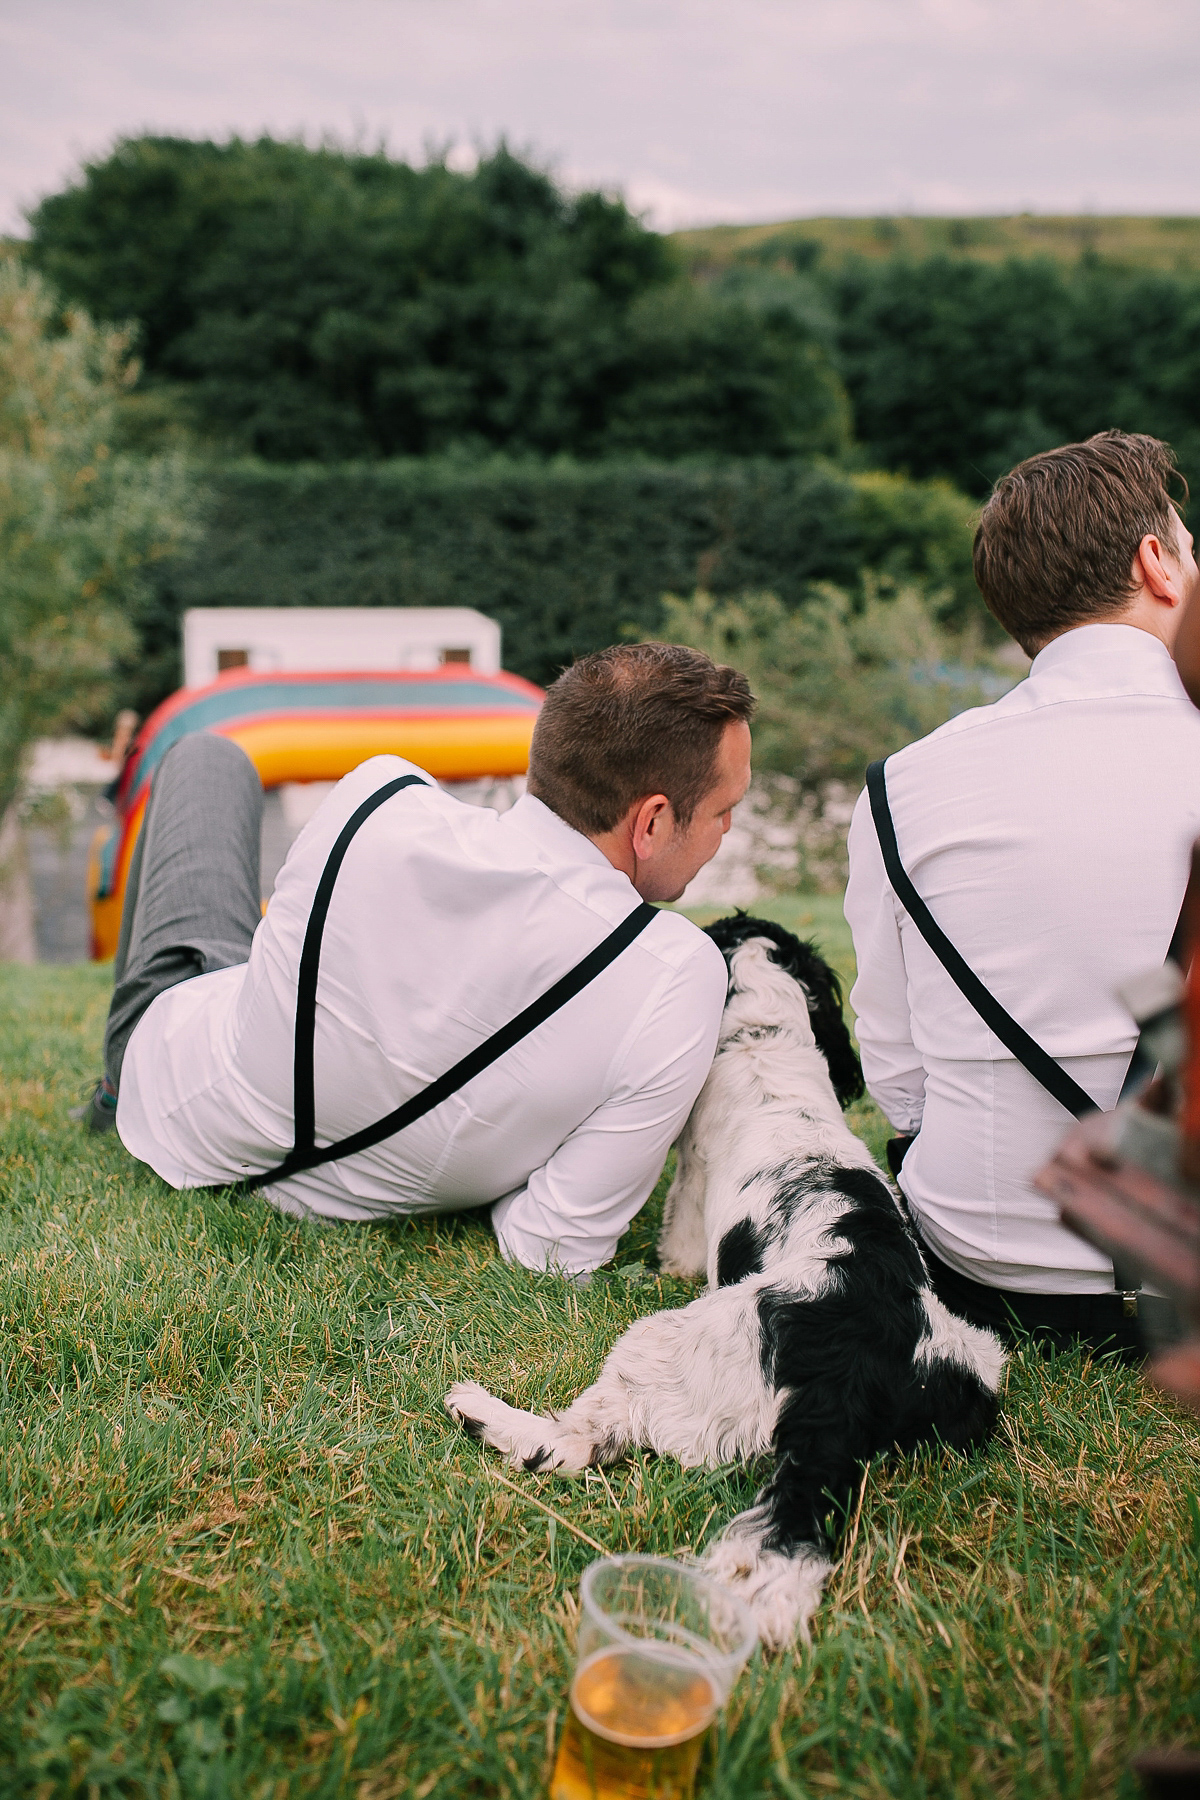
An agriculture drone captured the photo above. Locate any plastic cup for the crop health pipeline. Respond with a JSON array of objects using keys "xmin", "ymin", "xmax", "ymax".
[{"xmin": 550, "ymin": 1555, "xmax": 757, "ymax": 1800}]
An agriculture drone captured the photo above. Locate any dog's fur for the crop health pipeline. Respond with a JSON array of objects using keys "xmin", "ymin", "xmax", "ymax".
[{"xmin": 446, "ymin": 915, "xmax": 1005, "ymax": 1647}]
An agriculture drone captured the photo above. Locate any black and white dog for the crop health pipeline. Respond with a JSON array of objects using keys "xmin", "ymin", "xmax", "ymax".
[{"xmin": 446, "ymin": 915, "xmax": 1005, "ymax": 1646}]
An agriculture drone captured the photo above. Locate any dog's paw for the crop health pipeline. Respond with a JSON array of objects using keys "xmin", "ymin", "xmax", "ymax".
[
  {"xmin": 703, "ymin": 1535, "xmax": 831, "ymax": 1650},
  {"xmin": 445, "ymin": 1380, "xmax": 498, "ymax": 1438},
  {"xmin": 658, "ymin": 1252, "xmax": 712, "ymax": 1281},
  {"xmin": 655, "ymin": 1221, "xmax": 708, "ymax": 1280},
  {"xmin": 657, "ymin": 1247, "xmax": 708, "ymax": 1279},
  {"xmin": 444, "ymin": 1381, "xmax": 586, "ymax": 1474}
]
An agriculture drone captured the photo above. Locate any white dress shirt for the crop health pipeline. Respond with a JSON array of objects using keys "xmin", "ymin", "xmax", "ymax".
[
  {"xmin": 844, "ymin": 624, "xmax": 1200, "ymax": 1293},
  {"xmin": 118, "ymin": 757, "xmax": 727, "ymax": 1274}
]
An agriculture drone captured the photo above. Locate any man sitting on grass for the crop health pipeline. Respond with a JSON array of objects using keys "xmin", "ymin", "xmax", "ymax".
[
  {"xmin": 845, "ymin": 430, "xmax": 1200, "ymax": 1358},
  {"xmin": 86, "ymin": 643, "xmax": 752, "ymax": 1277}
]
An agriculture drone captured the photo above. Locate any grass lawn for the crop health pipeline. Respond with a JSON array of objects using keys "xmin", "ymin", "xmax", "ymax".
[{"xmin": 1, "ymin": 894, "xmax": 1197, "ymax": 1798}]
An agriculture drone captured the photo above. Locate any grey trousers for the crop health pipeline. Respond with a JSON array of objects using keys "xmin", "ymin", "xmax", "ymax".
[{"xmin": 103, "ymin": 735, "xmax": 264, "ymax": 1091}]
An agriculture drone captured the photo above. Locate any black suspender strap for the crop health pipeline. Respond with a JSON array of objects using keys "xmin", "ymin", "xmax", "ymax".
[
  {"xmin": 292, "ymin": 774, "xmax": 427, "ymax": 1157},
  {"xmin": 243, "ymin": 774, "xmax": 658, "ymax": 1190},
  {"xmin": 865, "ymin": 758, "xmax": 1099, "ymax": 1122}
]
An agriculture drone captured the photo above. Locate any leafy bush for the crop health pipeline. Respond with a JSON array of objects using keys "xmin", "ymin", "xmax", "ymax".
[
  {"xmin": 113, "ymin": 455, "xmax": 984, "ymax": 717},
  {"xmin": 27, "ymin": 138, "xmax": 848, "ymax": 464},
  {"xmin": 659, "ymin": 585, "xmax": 1004, "ymax": 888},
  {"xmin": 662, "ymin": 584, "xmax": 996, "ymax": 791}
]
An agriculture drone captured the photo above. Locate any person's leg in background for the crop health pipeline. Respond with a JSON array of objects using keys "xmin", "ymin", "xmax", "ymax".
[{"xmin": 83, "ymin": 734, "xmax": 263, "ymax": 1131}]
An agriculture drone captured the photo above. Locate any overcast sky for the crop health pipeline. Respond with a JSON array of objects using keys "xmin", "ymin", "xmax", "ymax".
[{"xmin": 3, "ymin": 0, "xmax": 1199, "ymax": 236}]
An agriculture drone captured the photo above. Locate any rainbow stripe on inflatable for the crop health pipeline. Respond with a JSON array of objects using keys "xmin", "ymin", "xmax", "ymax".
[{"xmin": 88, "ymin": 666, "xmax": 544, "ymax": 960}]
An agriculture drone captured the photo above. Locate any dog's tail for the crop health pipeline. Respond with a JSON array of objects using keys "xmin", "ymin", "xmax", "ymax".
[{"xmin": 702, "ymin": 1340, "xmax": 1000, "ymax": 1648}]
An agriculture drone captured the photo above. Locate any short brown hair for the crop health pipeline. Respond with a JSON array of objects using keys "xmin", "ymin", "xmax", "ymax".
[
  {"xmin": 527, "ymin": 642, "xmax": 755, "ymax": 836},
  {"xmin": 973, "ymin": 430, "xmax": 1188, "ymax": 655}
]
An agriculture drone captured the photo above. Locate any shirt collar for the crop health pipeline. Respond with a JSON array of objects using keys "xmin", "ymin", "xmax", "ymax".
[
  {"xmin": 1029, "ymin": 622, "xmax": 1179, "ymax": 686},
  {"xmin": 501, "ymin": 792, "xmax": 630, "ymax": 879}
]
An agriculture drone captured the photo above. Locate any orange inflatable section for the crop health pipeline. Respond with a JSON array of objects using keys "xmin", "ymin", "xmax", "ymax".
[
  {"xmin": 88, "ymin": 794, "xmax": 148, "ymax": 965},
  {"xmin": 229, "ymin": 712, "xmax": 536, "ymax": 786}
]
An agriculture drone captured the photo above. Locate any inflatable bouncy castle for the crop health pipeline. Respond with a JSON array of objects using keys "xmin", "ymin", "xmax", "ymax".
[{"xmin": 88, "ymin": 666, "xmax": 544, "ymax": 959}]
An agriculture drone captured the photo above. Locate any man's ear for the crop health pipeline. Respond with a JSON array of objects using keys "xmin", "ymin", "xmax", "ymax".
[
  {"xmin": 629, "ymin": 794, "xmax": 673, "ymax": 862},
  {"xmin": 1136, "ymin": 531, "xmax": 1185, "ymax": 604}
]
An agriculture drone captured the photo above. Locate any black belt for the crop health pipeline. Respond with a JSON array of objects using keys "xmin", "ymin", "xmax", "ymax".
[{"xmin": 236, "ymin": 774, "xmax": 657, "ymax": 1190}]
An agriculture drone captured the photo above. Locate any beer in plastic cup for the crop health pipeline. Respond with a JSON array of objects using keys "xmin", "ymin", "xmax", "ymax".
[{"xmin": 550, "ymin": 1555, "xmax": 757, "ymax": 1800}]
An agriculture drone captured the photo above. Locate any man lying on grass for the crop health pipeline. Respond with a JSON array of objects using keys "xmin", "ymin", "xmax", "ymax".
[{"xmin": 83, "ymin": 643, "xmax": 753, "ymax": 1275}]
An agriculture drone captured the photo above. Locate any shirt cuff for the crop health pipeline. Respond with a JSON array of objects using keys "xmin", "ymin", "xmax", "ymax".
[{"xmin": 862, "ymin": 1073, "xmax": 926, "ymax": 1137}]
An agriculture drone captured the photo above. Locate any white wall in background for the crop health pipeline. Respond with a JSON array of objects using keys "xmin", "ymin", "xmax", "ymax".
[{"xmin": 182, "ymin": 607, "xmax": 502, "ymax": 688}]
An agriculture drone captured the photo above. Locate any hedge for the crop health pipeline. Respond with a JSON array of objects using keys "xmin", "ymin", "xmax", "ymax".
[{"xmin": 120, "ymin": 457, "xmax": 982, "ymax": 713}]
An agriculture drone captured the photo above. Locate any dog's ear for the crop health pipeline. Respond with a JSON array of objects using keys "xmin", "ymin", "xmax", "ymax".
[
  {"xmin": 703, "ymin": 914, "xmax": 865, "ymax": 1108},
  {"xmin": 789, "ymin": 944, "xmax": 864, "ymax": 1108}
]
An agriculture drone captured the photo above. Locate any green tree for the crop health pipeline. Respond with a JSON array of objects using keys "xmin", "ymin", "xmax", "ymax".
[
  {"xmin": 602, "ymin": 277, "xmax": 849, "ymax": 460},
  {"xmin": 27, "ymin": 137, "xmax": 849, "ymax": 463},
  {"xmin": 831, "ymin": 254, "xmax": 1200, "ymax": 493},
  {"xmin": 0, "ymin": 256, "xmax": 198, "ymax": 822}
]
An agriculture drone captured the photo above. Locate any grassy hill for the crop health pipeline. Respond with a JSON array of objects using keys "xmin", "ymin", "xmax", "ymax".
[{"xmin": 671, "ymin": 213, "xmax": 1200, "ymax": 274}]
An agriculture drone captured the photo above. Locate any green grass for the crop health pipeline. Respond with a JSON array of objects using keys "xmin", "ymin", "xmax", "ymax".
[{"xmin": 1, "ymin": 904, "xmax": 1198, "ymax": 1798}]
